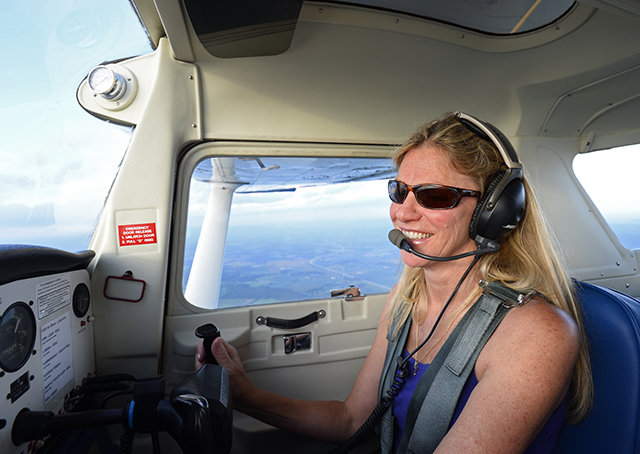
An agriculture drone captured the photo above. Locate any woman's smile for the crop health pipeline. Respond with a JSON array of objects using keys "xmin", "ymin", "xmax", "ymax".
[{"xmin": 400, "ymin": 229, "xmax": 433, "ymax": 241}]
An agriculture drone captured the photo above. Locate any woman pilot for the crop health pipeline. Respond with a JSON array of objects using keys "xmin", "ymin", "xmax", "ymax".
[{"xmin": 197, "ymin": 111, "xmax": 593, "ymax": 454}]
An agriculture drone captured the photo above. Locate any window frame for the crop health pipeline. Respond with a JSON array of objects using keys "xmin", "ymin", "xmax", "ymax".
[{"xmin": 168, "ymin": 141, "xmax": 398, "ymax": 316}]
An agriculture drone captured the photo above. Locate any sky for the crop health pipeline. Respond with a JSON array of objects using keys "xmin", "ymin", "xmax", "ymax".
[
  {"xmin": 573, "ymin": 144, "xmax": 640, "ymax": 224},
  {"xmin": 189, "ymin": 178, "xmax": 392, "ymax": 227}
]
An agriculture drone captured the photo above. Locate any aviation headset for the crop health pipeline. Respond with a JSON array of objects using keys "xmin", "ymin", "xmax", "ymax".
[{"xmin": 455, "ymin": 112, "xmax": 526, "ymax": 248}]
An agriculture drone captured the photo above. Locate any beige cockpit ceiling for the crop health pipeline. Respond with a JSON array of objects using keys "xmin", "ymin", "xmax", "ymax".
[{"xmin": 128, "ymin": 0, "xmax": 640, "ymax": 151}]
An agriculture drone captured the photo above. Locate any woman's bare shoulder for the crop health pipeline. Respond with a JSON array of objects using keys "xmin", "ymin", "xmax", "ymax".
[{"xmin": 476, "ymin": 295, "xmax": 580, "ymax": 380}]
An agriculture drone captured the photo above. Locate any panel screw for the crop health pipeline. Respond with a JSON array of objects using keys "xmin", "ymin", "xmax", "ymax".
[{"xmin": 192, "ymin": 124, "xmax": 197, "ymax": 128}]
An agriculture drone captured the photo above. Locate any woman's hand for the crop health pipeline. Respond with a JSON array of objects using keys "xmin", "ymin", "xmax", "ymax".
[{"xmin": 196, "ymin": 337, "xmax": 256, "ymax": 411}]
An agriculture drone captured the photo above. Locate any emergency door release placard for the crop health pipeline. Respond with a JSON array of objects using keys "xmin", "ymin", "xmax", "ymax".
[{"xmin": 118, "ymin": 223, "xmax": 158, "ymax": 246}]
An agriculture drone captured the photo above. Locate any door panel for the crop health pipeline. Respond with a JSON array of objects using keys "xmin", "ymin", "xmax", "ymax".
[
  {"xmin": 162, "ymin": 294, "xmax": 386, "ymax": 394},
  {"xmin": 161, "ymin": 293, "xmax": 386, "ymax": 453}
]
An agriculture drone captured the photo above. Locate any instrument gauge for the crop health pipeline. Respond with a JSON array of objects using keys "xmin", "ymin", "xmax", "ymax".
[
  {"xmin": 87, "ymin": 65, "xmax": 116, "ymax": 94},
  {"xmin": 73, "ymin": 283, "xmax": 91, "ymax": 318},
  {"xmin": 87, "ymin": 65, "xmax": 126, "ymax": 100},
  {"xmin": 0, "ymin": 302, "xmax": 36, "ymax": 373}
]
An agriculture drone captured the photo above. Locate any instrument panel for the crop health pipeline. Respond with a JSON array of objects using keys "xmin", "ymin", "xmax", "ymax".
[{"xmin": 0, "ymin": 268, "xmax": 95, "ymax": 453}]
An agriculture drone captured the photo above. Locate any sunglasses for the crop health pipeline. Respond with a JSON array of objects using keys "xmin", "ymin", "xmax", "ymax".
[{"xmin": 388, "ymin": 180, "xmax": 481, "ymax": 210}]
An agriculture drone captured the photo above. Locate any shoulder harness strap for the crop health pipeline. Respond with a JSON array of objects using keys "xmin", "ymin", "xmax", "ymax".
[{"xmin": 398, "ymin": 280, "xmax": 534, "ymax": 454}]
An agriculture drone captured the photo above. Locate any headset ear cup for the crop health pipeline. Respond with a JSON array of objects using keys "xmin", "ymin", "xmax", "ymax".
[
  {"xmin": 469, "ymin": 172, "xmax": 504, "ymax": 241},
  {"xmin": 471, "ymin": 174, "xmax": 526, "ymax": 244}
]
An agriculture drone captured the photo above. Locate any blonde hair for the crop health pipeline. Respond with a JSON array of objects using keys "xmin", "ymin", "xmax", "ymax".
[{"xmin": 388, "ymin": 112, "xmax": 593, "ymax": 423}]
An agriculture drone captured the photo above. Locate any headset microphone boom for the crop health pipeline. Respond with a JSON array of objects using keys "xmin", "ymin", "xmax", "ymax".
[{"xmin": 388, "ymin": 229, "xmax": 500, "ymax": 261}]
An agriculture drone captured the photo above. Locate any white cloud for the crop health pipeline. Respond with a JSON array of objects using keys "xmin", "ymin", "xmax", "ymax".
[{"xmin": 227, "ymin": 180, "xmax": 391, "ymax": 226}]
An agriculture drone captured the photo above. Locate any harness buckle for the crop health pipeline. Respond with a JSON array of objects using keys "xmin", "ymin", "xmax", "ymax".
[{"xmin": 479, "ymin": 279, "xmax": 535, "ymax": 307}]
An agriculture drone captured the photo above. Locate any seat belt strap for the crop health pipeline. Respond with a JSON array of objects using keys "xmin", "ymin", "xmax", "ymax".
[{"xmin": 397, "ymin": 281, "xmax": 527, "ymax": 454}]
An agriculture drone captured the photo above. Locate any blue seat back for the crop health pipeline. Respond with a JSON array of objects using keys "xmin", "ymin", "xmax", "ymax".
[{"xmin": 558, "ymin": 281, "xmax": 640, "ymax": 453}]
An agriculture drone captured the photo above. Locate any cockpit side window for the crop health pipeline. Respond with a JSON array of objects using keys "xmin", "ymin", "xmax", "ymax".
[
  {"xmin": 182, "ymin": 156, "xmax": 401, "ymax": 309},
  {"xmin": 573, "ymin": 145, "xmax": 640, "ymax": 250}
]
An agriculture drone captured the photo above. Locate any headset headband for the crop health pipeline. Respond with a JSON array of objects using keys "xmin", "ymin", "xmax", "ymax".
[
  {"xmin": 455, "ymin": 112, "xmax": 522, "ymax": 170},
  {"xmin": 455, "ymin": 112, "xmax": 523, "ymax": 211}
]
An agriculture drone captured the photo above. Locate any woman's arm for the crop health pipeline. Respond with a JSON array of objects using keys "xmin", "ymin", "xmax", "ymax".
[
  {"xmin": 195, "ymin": 289, "xmax": 397, "ymax": 445},
  {"xmin": 434, "ymin": 297, "xmax": 580, "ymax": 454}
]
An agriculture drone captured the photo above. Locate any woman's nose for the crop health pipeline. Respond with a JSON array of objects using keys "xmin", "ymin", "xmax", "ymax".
[{"xmin": 392, "ymin": 191, "xmax": 422, "ymax": 222}]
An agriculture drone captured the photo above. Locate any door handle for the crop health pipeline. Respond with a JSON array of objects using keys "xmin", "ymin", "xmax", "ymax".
[{"xmin": 256, "ymin": 310, "xmax": 326, "ymax": 329}]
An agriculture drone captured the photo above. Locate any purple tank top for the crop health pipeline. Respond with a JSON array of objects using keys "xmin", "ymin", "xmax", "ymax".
[{"xmin": 392, "ymin": 350, "xmax": 568, "ymax": 453}]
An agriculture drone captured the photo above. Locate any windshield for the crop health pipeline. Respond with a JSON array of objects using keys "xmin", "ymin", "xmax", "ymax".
[{"xmin": 0, "ymin": 1, "xmax": 152, "ymax": 252}]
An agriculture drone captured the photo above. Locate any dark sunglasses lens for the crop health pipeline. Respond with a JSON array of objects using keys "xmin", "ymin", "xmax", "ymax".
[
  {"xmin": 388, "ymin": 181, "xmax": 407, "ymax": 203},
  {"xmin": 416, "ymin": 187, "xmax": 458, "ymax": 209}
]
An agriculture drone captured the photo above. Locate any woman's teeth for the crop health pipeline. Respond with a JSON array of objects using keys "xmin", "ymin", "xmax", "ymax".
[{"xmin": 402, "ymin": 230, "xmax": 432, "ymax": 240}]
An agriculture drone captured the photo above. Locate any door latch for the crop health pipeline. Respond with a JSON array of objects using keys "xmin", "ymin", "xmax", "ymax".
[
  {"xmin": 330, "ymin": 285, "xmax": 364, "ymax": 301},
  {"xmin": 284, "ymin": 333, "xmax": 311, "ymax": 354}
]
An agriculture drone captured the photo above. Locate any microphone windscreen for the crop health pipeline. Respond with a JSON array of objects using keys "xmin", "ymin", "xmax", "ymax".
[{"xmin": 388, "ymin": 229, "xmax": 407, "ymax": 249}]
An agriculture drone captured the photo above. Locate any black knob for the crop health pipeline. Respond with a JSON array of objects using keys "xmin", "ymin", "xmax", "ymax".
[{"xmin": 195, "ymin": 323, "xmax": 220, "ymax": 365}]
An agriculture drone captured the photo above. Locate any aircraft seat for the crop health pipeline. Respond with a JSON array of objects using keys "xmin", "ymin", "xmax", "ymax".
[{"xmin": 558, "ymin": 281, "xmax": 640, "ymax": 453}]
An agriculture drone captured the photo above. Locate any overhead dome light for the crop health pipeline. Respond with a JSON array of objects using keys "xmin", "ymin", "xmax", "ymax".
[{"xmin": 84, "ymin": 64, "xmax": 137, "ymax": 111}]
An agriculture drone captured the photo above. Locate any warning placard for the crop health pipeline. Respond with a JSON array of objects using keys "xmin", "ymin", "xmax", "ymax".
[
  {"xmin": 36, "ymin": 274, "xmax": 71, "ymax": 320},
  {"xmin": 118, "ymin": 223, "xmax": 158, "ymax": 246}
]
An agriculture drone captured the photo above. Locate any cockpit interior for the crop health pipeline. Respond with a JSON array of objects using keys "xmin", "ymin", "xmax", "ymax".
[{"xmin": 1, "ymin": 1, "xmax": 640, "ymax": 453}]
